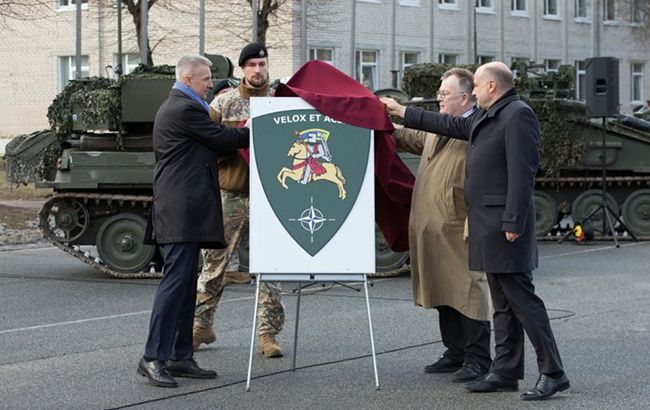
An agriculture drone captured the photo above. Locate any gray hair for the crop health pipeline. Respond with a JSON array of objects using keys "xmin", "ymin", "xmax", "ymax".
[
  {"xmin": 175, "ymin": 54, "xmax": 212, "ymax": 81},
  {"xmin": 441, "ymin": 67, "xmax": 474, "ymax": 94}
]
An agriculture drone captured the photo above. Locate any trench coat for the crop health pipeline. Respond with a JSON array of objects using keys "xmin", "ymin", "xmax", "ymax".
[
  {"xmin": 148, "ymin": 89, "xmax": 249, "ymax": 248},
  {"xmin": 394, "ymin": 126, "xmax": 491, "ymax": 321},
  {"xmin": 404, "ymin": 91, "xmax": 539, "ymax": 273}
]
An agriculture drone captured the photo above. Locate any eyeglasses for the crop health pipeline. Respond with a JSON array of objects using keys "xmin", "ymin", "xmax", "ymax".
[{"xmin": 436, "ymin": 90, "xmax": 466, "ymax": 100}]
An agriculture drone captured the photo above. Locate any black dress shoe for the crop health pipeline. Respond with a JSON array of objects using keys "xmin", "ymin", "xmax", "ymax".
[
  {"xmin": 424, "ymin": 355, "xmax": 463, "ymax": 373},
  {"xmin": 521, "ymin": 373, "xmax": 570, "ymax": 401},
  {"xmin": 452, "ymin": 362, "xmax": 489, "ymax": 383},
  {"xmin": 465, "ymin": 372, "xmax": 518, "ymax": 392},
  {"xmin": 165, "ymin": 358, "xmax": 217, "ymax": 379},
  {"xmin": 137, "ymin": 358, "xmax": 178, "ymax": 388}
]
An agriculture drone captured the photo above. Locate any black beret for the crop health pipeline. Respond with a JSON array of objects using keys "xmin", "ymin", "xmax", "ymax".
[
  {"xmin": 212, "ymin": 79, "xmax": 232, "ymax": 94},
  {"xmin": 238, "ymin": 42, "xmax": 268, "ymax": 66}
]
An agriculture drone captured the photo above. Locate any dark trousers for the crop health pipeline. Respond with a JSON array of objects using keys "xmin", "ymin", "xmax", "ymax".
[
  {"xmin": 437, "ymin": 306, "xmax": 492, "ymax": 369},
  {"xmin": 144, "ymin": 242, "xmax": 200, "ymax": 361},
  {"xmin": 487, "ymin": 271, "xmax": 563, "ymax": 380}
]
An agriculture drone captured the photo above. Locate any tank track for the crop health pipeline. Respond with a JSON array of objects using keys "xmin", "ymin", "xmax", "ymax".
[{"xmin": 39, "ymin": 193, "xmax": 162, "ymax": 279}]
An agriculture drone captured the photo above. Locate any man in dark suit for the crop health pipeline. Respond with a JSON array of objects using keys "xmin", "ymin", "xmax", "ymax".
[
  {"xmin": 381, "ymin": 61, "xmax": 569, "ymax": 401},
  {"xmin": 138, "ymin": 54, "xmax": 249, "ymax": 388}
]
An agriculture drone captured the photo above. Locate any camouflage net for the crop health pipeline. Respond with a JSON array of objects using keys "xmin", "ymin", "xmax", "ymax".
[
  {"xmin": 4, "ymin": 129, "xmax": 58, "ymax": 185},
  {"xmin": 402, "ymin": 62, "xmax": 587, "ymax": 179}
]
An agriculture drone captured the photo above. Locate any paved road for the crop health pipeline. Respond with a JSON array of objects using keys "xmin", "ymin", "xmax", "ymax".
[{"xmin": 1, "ymin": 242, "xmax": 649, "ymax": 409}]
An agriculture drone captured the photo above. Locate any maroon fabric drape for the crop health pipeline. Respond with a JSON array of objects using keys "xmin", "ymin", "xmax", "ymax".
[{"xmin": 272, "ymin": 60, "xmax": 414, "ymax": 251}]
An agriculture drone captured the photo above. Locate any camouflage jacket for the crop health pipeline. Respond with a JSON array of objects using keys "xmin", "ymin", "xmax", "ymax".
[{"xmin": 209, "ymin": 80, "xmax": 269, "ymax": 192}]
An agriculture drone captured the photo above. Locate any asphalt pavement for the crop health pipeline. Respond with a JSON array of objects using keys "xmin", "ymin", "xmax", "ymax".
[{"xmin": 1, "ymin": 241, "xmax": 649, "ymax": 409}]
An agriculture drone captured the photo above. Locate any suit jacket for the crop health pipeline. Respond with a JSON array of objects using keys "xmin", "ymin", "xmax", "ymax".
[
  {"xmin": 404, "ymin": 91, "xmax": 539, "ymax": 273},
  {"xmin": 148, "ymin": 89, "xmax": 249, "ymax": 248}
]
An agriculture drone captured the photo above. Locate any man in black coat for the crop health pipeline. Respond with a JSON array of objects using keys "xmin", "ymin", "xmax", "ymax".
[
  {"xmin": 381, "ymin": 62, "xmax": 569, "ymax": 401},
  {"xmin": 137, "ymin": 54, "xmax": 249, "ymax": 388}
]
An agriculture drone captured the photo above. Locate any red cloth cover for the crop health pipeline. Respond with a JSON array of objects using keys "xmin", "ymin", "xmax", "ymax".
[{"xmin": 273, "ymin": 60, "xmax": 414, "ymax": 251}]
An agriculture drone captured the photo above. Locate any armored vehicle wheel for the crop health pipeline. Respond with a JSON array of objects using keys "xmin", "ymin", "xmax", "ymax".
[
  {"xmin": 571, "ymin": 189, "xmax": 619, "ymax": 227},
  {"xmin": 374, "ymin": 225, "xmax": 409, "ymax": 274},
  {"xmin": 96, "ymin": 213, "xmax": 155, "ymax": 273},
  {"xmin": 40, "ymin": 198, "xmax": 89, "ymax": 242},
  {"xmin": 534, "ymin": 190, "xmax": 558, "ymax": 235},
  {"xmin": 622, "ymin": 189, "xmax": 650, "ymax": 235}
]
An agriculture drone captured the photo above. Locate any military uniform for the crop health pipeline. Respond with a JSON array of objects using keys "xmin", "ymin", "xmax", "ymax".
[{"xmin": 194, "ymin": 78, "xmax": 285, "ymax": 348}]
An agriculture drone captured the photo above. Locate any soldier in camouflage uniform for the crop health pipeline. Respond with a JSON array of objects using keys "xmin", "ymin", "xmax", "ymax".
[{"xmin": 193, "ymin": 43, "xmax": 285, "ymax": 358}]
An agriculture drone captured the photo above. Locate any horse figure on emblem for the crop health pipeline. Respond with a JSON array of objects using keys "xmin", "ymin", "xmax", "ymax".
[{"xmin": 277, "ymin": 128, "xmax": 347, "ymax": 199}]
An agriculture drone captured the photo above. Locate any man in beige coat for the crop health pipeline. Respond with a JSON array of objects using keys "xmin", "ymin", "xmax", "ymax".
[{"xmin": 393, "ymin": 68, "xmax": 492, "ymax": 382}]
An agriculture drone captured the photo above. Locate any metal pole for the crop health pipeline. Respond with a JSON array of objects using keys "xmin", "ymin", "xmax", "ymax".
[
  {"xmin": 246, "ymin": 275, "xmax": 263, "ymax": 392},
  {"xmin": 199, "ymin": 0, "xmax": 205, "ymax": 55},
  {"xmin": 300, "ymin": 0, "xmax": 307, "ymax": 65},
  {"xmin": 75, "ymin": 0, "xmax": 82, "ymax": 79},
  {"xmin": 252, "ymin": 0, "xmax": 258, "ymax": 42},
  {"xmin": 363, "ymin": 275, "xmax": 380, "ymax": 390},
  {"xmin": 350, "ymin": 0, "xmax": 356, "ymax": 77},
  {"xmin": 292, "ymin": 282, "xmax": 302, "ymax": 371},
  {"xmin": 117, "ymin": 0, "xmax": 123, "ymax": 77},
  {"xmin": 140, "ymin": 0, "xmax": 148, "ymax": 65},
  {"xmin": 473, "ymin": 1, "xmax": 478, "ymax": 64},
  {"xmin": 390, "ymin": 0, "xmax": 396, "ymax": 85}
]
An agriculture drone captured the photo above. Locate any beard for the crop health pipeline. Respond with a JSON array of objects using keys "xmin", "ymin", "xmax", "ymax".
[{"xmin": 247, "ymin": 74, "xmax": 268, "ymax": 88}]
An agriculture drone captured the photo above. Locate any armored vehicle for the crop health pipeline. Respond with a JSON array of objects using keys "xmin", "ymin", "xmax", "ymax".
[
  {"xmin": 6, "ymin": 56, "xmax": 412, "ymax": 278},
  {"xmin": 394, "ymin": 62, "xmax": 650, "ymax": 239}
]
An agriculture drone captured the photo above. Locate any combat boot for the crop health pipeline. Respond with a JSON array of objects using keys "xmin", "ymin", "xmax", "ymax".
[
  {"xmin": 192, "ymin": 324, "xmax": 216, "ymax": 351},
  {"xmin": 258, "ymin": 334, "xmax": 283, "ymax": 358}
]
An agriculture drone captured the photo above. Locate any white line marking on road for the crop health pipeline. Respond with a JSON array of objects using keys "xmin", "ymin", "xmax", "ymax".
[{"xmin": 540, "ymin": 241, "xmax": 649, "ymax": 260}]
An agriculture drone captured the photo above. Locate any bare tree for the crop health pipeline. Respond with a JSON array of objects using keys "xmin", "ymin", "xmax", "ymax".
[
  {"xmin": 0, "ymin": 0, "xmax": 53, "ymax": 26},
  {"xmin": 620, "ymin": 0, "xmax": 650, "ymax": 41}
]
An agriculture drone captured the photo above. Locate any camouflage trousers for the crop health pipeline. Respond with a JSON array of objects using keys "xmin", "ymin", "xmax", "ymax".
[{"xmin": 195, "ymin": 190, "xmax": 285, "ymax": 337}]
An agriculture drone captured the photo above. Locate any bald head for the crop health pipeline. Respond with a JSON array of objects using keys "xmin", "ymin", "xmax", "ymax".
[{"xmin": 472, "ymin": 61, "xmax": 515, "ymax": 110}]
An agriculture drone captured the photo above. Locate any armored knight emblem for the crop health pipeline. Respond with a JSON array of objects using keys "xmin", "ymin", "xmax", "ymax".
[{"xmin": 277, "ymin": 128, "xmax": 347, "ymax": 200}]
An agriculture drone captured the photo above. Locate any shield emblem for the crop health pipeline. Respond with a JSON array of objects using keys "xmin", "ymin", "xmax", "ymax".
[{"xmin": 252, "ymin": 108, "xmax": 371, "ymax": 256}]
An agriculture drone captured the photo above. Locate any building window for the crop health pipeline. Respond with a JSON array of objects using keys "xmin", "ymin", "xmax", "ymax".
[
  {"xmin": 438, "ymin": 0, "xmax": 458, "ymax": 10},
  {"xmin": 399, "ymin": 0, "xmax": 421, "ymax": 6},
  {"xmin": 544, "ymin": 0, "xmax": 560, "ymax": 18},
  {"xmin": 511, "ymin": 0, "xmax": 528, "ymax": 14},
  {"xmin": 113, "ymin": 53, "xmax": 140, "ymax": 75},
  {"xmin": 630, "ymin": 0, "xmax": 643, "ymax": 24},
  {"xmin": 478, "ymin": 55, "xmax": 495, "ymax": 65},
  {"xmin": 476, "ymin": 0, "xmax": 494, "ymax": 12},
  {"xmin": 356, "ymin": 50, "xmax": 378, "ymax": 90},
  {"xmin": 58, "ymin": 55, "xmax": 90, "ymax": 91},
  {"xmin": 575, "ymin": 0, "xmax": 589, "ymax": 19},
  {"xmin": 576, "ymin": 60, "xmax": 587, "ymax": 100},
  {"xmin": 438, "ymin": 54, "xmax": 458, "ymax": 65},
  {"xmin": 545, "ymin": 59, "xmax": 561, "ymax": 73},
  {"xmin": 400, "ymin": 52, "xmax": 419, "ymax": 87},
  {"xmin": 58, "ymin": 0, "xmax": 88, "ymax": 10},
  {"xmin": 309, "ymin": 48, "xmax": 334, "ymax": 65},
  {"xmin": 603, "ymin": 0, "xmax": 616, "ymax": 21},
  {"xmin": 631, "ymin": 63, "xmax": 644, "ymax": 103}
]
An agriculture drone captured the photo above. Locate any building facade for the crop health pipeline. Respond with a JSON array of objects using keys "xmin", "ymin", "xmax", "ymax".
[{"xmin": 0, "ymin": 0, "xmax": 648, "ymax": 136}]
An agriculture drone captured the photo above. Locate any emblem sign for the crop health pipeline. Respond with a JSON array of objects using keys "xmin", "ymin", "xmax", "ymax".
[{"xmin": 250, "ymin": 97, "xmax": 374, "ymax": 273}]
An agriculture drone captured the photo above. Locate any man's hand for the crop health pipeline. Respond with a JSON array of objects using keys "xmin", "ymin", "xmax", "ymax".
[
  {"xmin": 380, "ymin": 97, "xmax": 407, "ymax": 119},
  {"xmin": 505, "ymin": 231, "xmax": 520, "ymax": 242}
]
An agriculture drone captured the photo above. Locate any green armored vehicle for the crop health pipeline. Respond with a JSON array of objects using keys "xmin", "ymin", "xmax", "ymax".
[
  {"xmin": 391, "ymin": 62, "xmax": 650, "ymax": 239},
  {"xmin": 6, "ymin": 56, "xmax": 411, "ymax": 278}
]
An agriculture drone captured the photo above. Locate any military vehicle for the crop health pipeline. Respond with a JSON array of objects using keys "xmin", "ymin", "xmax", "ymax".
[
  {"xmin": 392, "ymin": 62, "xmax": 650, "ymax": 239},
  {"xmin": 5, "ymin": 56, "xmax": 412, "ymax": 278}
]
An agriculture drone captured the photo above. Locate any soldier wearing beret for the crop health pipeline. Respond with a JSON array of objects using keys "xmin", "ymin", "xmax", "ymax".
[{"xmin": 193, "ymin": 43, "xmax": 286, "ymax": 359}]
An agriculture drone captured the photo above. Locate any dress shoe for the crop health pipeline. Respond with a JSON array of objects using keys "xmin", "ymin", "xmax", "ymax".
[
  {"xmin": 137, "ymin": 357, "xmax": 178, "ymax": 388},
  {"xmin": 520, "ymin": 373, "xmax": 570, "ymax": 401},
  {"xmin": 165, "ymin": 358, "xmax": 217, "ymax": 379},
  {"xmin": 465, "ymin": 372, "xmax": 518, "ymax": 392},
  {"xmin": 452, "ymin": 362, "xmax": 489, "ymax": 382},
  {"xmin": 424, "ymin": 355, "xmax": 463, "ymax": 373}
]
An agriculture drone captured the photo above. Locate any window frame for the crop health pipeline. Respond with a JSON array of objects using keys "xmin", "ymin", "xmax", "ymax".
[
  {"xmin": 58, "ymin": 55, "xmax": 90, "ymax": 91},
  {"xmin": 545, "ymin": 59, "xmax": 561, "ymax": 73},
  {"xmin": 438, "ymin": 0, "xmax": 459, "ymax": 11},
  {"xmin": 355, "ymin": 50, "xmax": 379, "ymax": 91},
  {"xmin": 399, "ymin": 0, "xmax": 421, "ymax": 7},
  {"xmin": 575, "ymin": 60, "xmax": 587, "ymax": 101},
  {"xmin": 57, "ymin": 0, "xmax": 88, "ymax": 11},
  {"xmin": 309, "ymin": 47, "xmax": 335, "ymax": 65},
  {"xmin": 476, "ymin": 0, "xmax": 495, "ymax": 14},
  {"xmin": 544, "ymin": 0, "xmax": 561, "ymax": 19},
  {"xmin": 438, "ymin": 53, "xmax": 459, "ymax": 65},
  {"xmin": 603, "ymin": 0, "xmax": 617, "ymax": 23},
  {"xmin": 511, "ymin": 0, "xmax": 529, "ymax": 16},
  {"xmin": 631, "ymin": 62, "xmax": 645, "ymax": 104},
  {"xmin": 574, "ymin": 0, "xmax": 590, "ymax": 22},
  {"xmin": 113, "ymin": 53, "xmax": 141, "ymax": 75},
  {"xmin": 630, "ymin": 0, "xmax": 643, "ymax": 25}
]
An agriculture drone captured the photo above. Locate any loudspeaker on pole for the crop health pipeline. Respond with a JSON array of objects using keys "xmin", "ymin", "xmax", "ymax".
[{"xmin": 585, "ymin": 57, "xmax": 619, "ymax": 118}]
